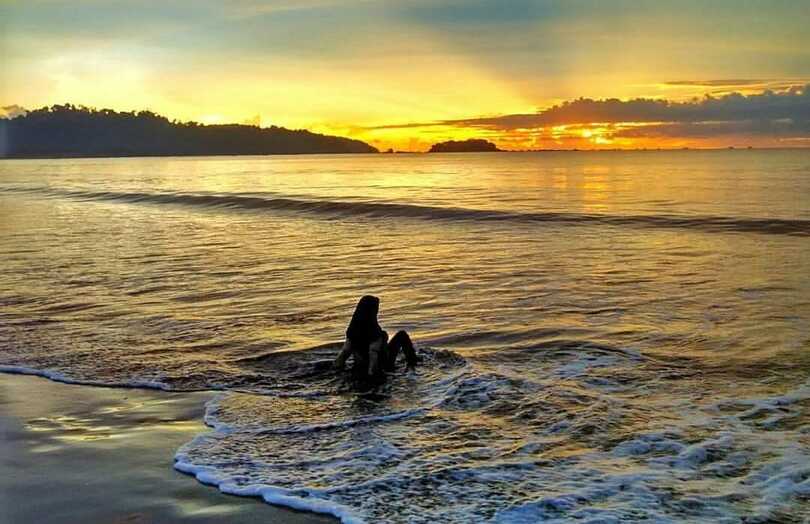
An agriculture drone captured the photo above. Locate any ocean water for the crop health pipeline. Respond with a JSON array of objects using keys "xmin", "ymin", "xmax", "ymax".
[{"xmin": 1, "ymin": 150, "xmax": 809, "ymax": 523}]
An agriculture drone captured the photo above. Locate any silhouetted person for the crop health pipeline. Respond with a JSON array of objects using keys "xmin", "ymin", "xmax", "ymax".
[{"xmin": 334, "ymin": 295, "xmax": 418, "ymax": 385}]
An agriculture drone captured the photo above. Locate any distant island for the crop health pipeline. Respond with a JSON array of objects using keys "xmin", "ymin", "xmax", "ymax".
[
  {"xmin": 0, "ymin": 105, "xmax": 378, "ymax": 158},
  {"xmin": 429, "ymin": 139, "xmax": 501, "ymax": 153}
]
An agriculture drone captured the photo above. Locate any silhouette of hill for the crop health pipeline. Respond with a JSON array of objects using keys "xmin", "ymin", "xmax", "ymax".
[
  {"xmin": 429, "ymin": 139, "xmax": 501, "ymax": 153},
  {"xmin": 0, "ymin": 105, "xmax": 378, "ymax": 158}
]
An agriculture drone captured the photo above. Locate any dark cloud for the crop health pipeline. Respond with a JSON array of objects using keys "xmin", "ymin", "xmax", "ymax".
[
  {"xmin": 370, "ymin": 84, "xmax": 810, "ymax": 136},
  {"xmin": 615, "ymin": 119, "xmax": 810, "ymax": 139},
  {"xmin": 449, "ymin": 85, "xmax": 810, "ymax": 129}
]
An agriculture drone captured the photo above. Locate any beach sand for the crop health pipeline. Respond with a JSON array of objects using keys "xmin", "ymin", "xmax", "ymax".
[{"xmin": 0, "ymin": 373, "xmax": 337, "ymax": 524}]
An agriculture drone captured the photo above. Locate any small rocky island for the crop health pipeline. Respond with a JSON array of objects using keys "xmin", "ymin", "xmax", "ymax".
[{"xmin": 428, "ymin": 139, "xmax": 501, "ymax": 153}]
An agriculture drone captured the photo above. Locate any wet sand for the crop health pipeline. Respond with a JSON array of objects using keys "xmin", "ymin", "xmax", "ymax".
[{"xmin": 0, "ymin": 373, "xmax": 337, "ymax": 524}]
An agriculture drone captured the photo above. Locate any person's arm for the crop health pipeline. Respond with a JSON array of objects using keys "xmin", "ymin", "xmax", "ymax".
[{"xmin": 334, "ymin": 339, "xmax": 353, "ymax": 370}]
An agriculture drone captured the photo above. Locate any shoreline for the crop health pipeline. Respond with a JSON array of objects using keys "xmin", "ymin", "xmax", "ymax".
[{"xmin": 0, "ymin": 372, "xmax": 337, "ymax": 524}]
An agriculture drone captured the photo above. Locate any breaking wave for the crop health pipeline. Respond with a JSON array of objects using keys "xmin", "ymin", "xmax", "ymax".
[{"xmin": 4, "ymin": 186, "xmax": 810, "ymax": 236}]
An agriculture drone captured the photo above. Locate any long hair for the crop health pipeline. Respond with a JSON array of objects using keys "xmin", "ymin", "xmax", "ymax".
[{"xmin": 346, "ymin": 295, "xmax": 382, "ymax": 344}]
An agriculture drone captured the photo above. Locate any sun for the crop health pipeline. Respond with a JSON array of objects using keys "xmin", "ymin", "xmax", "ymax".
[{"xmin": 581, "ymin": 129, "xmax": 593, "ymax": 139}]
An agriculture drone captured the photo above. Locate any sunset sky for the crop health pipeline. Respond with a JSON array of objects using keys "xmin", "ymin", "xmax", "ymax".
[{"xmin": 2, "ymin": 0, "xmax": 810, "ymax": 151}]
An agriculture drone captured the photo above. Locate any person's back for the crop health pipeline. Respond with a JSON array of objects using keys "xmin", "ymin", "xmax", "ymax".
[{"xmin": 334, "ymin": 295, "xmax": 418, "ymax": 386}]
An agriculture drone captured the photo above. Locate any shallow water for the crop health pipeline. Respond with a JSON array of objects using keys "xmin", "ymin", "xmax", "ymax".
[{"xmin": 1, "ymin": 151, "xmax": 809, "ymax": 522}]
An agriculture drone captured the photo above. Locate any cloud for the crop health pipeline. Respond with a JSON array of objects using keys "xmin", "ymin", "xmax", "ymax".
[
  {"xmin": 371, "ymin": 85, "xmax": 810, "ymax": 137},
  {"xmin": 224, "ymin": 0, "xmax": 369, "ymax": 17},
  {"xmin": 663, "ymin": 79, "xmax": 776, "ymax": 87},
  {"xmin": 659, "ymin": 78, "xmax": 810, "ymax": 96},
  {"xmin": 615, "ymin": 119, "xmax": 810, "ymax": 139}
]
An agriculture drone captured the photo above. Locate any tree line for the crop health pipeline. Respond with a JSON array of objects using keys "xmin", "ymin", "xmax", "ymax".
[{"xmin": 0, "ymin": 104, "xmax": 378, "ymax": 158}]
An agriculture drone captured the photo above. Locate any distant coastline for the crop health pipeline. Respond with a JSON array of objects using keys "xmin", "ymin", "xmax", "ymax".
[
  {"xmin": 0, "ymin": 106, "xmax": 802, "ymax": 160},
  {"xmin": 0, "ymin": 105, "xmax": 378, "ymax": 159}
]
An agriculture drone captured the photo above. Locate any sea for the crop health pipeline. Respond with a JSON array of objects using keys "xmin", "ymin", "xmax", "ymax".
[{"xmin": 1, "ymin": 150, "xmax": 809, "ymax": 523}]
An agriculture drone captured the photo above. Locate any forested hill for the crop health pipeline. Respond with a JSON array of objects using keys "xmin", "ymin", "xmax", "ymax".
[
  {"xmin": 429, "ymin": 139, "xmax": 501, "ymax": 153},
  {"xmin": 0, "ymin": 105, "xmax": 378, "ymax": 158}
]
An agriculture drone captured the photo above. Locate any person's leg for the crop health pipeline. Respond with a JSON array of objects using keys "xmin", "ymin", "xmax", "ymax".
[
  {"xmin": 368, "ymin": 330, "xmax": 389, "ymax": 379},
  {"xmin": 334, "ymin": 339, "xmax": 353, "ymax": 370},
  {"xmin": 385, "ymin": 330, "xmax": 417, "ymax": 371}
]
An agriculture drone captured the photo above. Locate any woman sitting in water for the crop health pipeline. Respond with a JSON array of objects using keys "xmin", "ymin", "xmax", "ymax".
[{"xmin": 333, "ymin": 295, "xmax": 418, "ymax": 384}]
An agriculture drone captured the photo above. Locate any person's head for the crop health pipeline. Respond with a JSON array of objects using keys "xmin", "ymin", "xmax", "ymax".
[
  {"xmin": 352, "ymin": 295, "xmax": 379, "ymax": 323},
  {"xmin": 346, "ymin": 295, "xmax": 381, "ymax": 341}
]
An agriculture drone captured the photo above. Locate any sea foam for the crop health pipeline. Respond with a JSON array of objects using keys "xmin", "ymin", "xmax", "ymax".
[{"xmin": 171, "ymin": 354, "xmax": 810, "ymax": 523}]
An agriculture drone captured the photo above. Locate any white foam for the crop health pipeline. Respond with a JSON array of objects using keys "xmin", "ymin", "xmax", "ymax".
[
  {"xmin": 0, "ymin": 364, "xmax": 175, "ymax": 391},
  {"xmin": 173, "ymin": 457, "xmax": 364, "ymax": 524},
  {"xmin": 170, "ymin": 373, "xmax": 810, "ymax": 523}
]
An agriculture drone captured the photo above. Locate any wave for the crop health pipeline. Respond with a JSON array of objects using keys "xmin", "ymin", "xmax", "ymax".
[
  {"xmin": 4, "ymin": 186, "xmax": 810, "ymax": 236},
  {"xmin": 170, "ymin": 353, "xmax": 810, "ymax": 523},
  {"xmin": 0, "ymin": 364, "xmax": 179, "ymax": 391}
]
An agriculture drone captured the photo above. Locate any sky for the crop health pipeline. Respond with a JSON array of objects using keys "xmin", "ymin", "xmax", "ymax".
[{"xmin": 2, "ymin": 0, "xmax": 810, "ymax": 151}]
